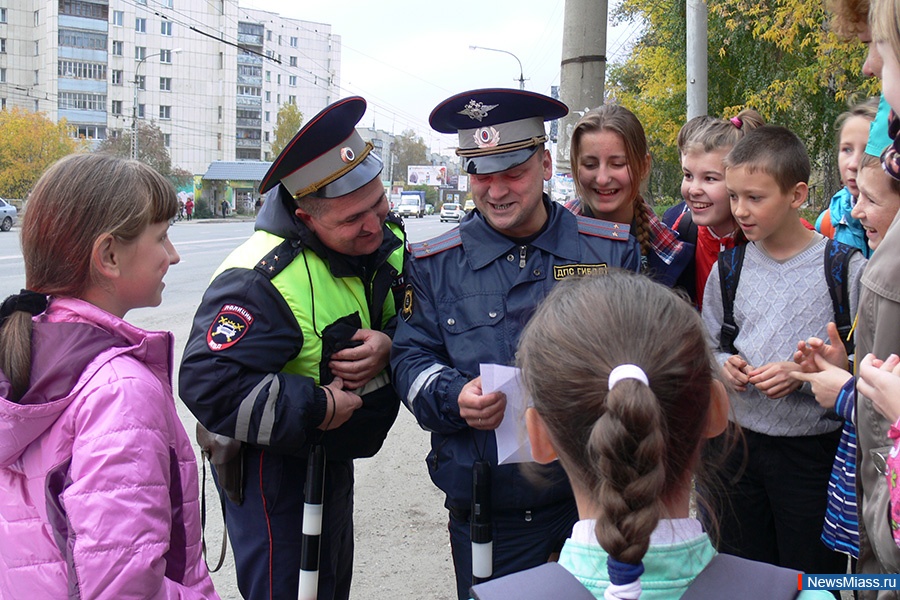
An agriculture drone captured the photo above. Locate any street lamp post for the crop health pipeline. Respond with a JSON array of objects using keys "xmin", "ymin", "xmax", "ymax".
[
  {"xmin": 132, "ymin": 48, "xmax": 181, "ymax": 160},
  {"xmin": 469, "ymin": 45, "xmax": 526, "ymax": 90}
]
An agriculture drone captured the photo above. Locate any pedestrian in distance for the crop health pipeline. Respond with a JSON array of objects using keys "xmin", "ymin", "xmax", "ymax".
[
  {"xmin": 391, "ymin": 88, "xmax": 640, "ymax": 600},
  {"xmin": 0, "ymin": 153, "xmax": 217, "ymax": 598},
  {"xmin": 179, "ymin": 96, "xmax": 406, "ymax": 600},
  {"xmin": 475, "ymin": 270, "xmax": 831, "ymax": 599},
  {"xmin": 185, "ymin": 195, "xmax": 194, "ymax": 221}
]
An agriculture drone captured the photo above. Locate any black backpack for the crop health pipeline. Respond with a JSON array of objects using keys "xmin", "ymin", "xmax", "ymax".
[{"xmin": 717, "ymin": 238, "xmax": 858, "ymax": 356}]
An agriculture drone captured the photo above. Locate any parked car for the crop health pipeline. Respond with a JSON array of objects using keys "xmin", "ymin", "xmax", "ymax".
[
  {"xmin": 0, "ymin": 199, "xmax": 17, "ymax": 232},
  {"xmin": 464, "ymin": 199, "xmax": 476, "ymax": 213},
  {"xmin": 440, "ymin": 202, "xmax": 464, "ymax": 223}
]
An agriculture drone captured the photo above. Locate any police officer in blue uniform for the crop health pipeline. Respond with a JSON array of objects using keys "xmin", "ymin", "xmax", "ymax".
[
  {"xmin": 390, "ymin": 88, "xmax": 641, "ymax": 600},
  {"xmin": 180, "ymin": 97, "xmax": 405, "ymax": 600}
]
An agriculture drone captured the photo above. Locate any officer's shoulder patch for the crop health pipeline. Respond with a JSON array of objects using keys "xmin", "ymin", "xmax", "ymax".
[
  {"xmin": 401, "ymin": 284, "xmax": 414, "ymax": 321},
  {"xmin": 576, "ymin": 215, "xmax": 631, "ymax": 241},
  {"xmin": 207, "ymin": 304, "xmax": 254, "ymax": 351},
  {"xmin": 410, "ymin": 229, "xmax": 463, "ymax": 258}
]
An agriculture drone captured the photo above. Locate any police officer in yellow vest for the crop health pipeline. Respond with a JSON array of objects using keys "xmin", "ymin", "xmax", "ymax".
[{"xmin": 180, "ymin": 97, "xmax": 406, "ymax": 600}]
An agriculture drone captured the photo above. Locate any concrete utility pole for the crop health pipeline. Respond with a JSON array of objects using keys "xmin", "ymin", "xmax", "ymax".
[
  {"xmin": 556, "ymin": 0, "xmax": 609, "ymax": 174},
  {"xmin": 686, "ymin": 0, "xmax": 709, "ymax": 119}
]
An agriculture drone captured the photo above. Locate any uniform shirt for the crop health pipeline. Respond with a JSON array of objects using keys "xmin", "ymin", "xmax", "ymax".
[{"xmin": 391, "ymin": 198, "xmax": 640, "ymax": 510}]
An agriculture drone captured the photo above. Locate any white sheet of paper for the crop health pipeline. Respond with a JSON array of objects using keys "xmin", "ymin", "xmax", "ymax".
[{"xmin": 480, "ymin": 363, "xmax": 534, "ymax": 464}]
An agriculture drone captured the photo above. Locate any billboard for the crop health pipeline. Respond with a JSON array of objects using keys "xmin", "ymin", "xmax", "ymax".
[{"xmin": 407, "ymin": 165, "xmax": 447, "ymax": 187}]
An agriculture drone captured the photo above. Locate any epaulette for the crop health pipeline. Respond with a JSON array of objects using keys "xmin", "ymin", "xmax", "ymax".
[
  {"xmin": 576, "ymin": 215, "xmax": 631, "ymax": 241},
  {"xmin": 410, "ymin": 228, "xmax": 463, "ymax": 258},
  {"xmin": 253, "ymin": 238, "xmax": 302, "ymax": 280}
]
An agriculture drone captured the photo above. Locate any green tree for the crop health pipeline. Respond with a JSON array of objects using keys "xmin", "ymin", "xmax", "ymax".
[
  {"xmin": 0, "ymin": 108, "xmax": 85, "ymax": 199},
  {"xmin": 608, "ymin": 0, "xmax": 876, "ymax": 208},
  {"xmin": 272, "ymin": 103, "xmax": 304, "ymax": 157},
  {"xmin": 393, "ymin": 129, "xmax": 428, "ymax": 186},
  {"xmin": 96, "ymin": 120, "xmax": 172, "ymax": 176}
]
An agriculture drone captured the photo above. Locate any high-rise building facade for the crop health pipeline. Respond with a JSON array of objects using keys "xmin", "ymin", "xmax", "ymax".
[{"xmin": 0, "ymin": 0, "xmax": 341, "ymax": 173}]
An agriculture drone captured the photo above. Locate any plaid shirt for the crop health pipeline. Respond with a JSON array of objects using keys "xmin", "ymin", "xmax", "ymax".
[{"xmin": 564, "ymin": 196, "xmax": 684, "ymax": 265}]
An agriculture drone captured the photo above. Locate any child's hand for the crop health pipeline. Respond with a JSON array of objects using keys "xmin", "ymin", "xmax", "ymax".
[
  {"xmin": 858, "ymin": 353, "xmax": 900, "ymax": 424},
  {"xmin": 723, "ymin": 355, "xmax": 752, "ymax": 392},
  {"xmin": 789, "ymin": 353, "xmax": 853, "ymax": 409},
  {"xmin": 793, "ymin": 322, "xmax": 850, "ymax": 372},
  {"xmin": 748, "ymin": 361, "xmax": 803, "ymax": 399}
]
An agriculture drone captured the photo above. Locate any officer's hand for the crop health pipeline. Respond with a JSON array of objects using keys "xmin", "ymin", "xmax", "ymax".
[
  {"xmin": 318, "ymin": 377, "xmax": 363, "ymax": 430},
  {"xmin": 748, "ymin": 361, "xmax": 802, "ymax": 399},
  {"xmin": 458, "ymin": 376, "xmax": 506, "ymax": 430},
  {"xmin": 329, "ymin": 329, "xmax": 391, "ymax": 390},
  {"xmin": 722, "ymin": 355, "xmax": 752, "ymax": 392}
]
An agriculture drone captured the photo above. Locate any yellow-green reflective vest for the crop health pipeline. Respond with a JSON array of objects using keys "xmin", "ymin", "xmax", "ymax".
[{"xmin": 213, "ymin": 223, "xmax": 404, "ymax": 382}]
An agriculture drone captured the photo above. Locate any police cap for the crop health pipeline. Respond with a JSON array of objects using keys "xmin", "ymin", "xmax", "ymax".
[
  {"xmin": 258, "ymin": 96, "xmax": 383, "ymax": 199},
  {"xmin": 429, "ymin": 88, "xmax": 567, "ymax": 175}
]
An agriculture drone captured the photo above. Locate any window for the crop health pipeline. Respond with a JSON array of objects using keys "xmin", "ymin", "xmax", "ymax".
[
  {"xmin": 112, "ymin": 69, "xmax": 123, "ymax": 85},
  {"xmin": 60, "ymin": 1, "xmax": 107, "ymax": 19},
  {"xmin": 217, "ymin": 133, "xmax": 222, "ymax": 150},
  {"xmin": 163, "ymin": 133, "xmax": 171, "ymax": 147},
  {"xmin": 159, "ymin": 49, "xmax": 172, "ymax": 63},
  {"xmin": 135, "ymin": 18, "xmax": 146, "ymax": 33},
  {"xmin": 1, "ymin": 99, "xmax": 5, "ymax": 110},
  {"xmin": 34, "ymin": 70, "xmax": 39, "ymax": 84},
  {"xmin": 159, "ymin": 77, "xmax": 172, "ymax": 91},
  {"xmin": 112, "ymin": 10, "xmax": 123, "ymax": 26},
  {"xmin": 59, "ymin": 29, "xmax": 107, "ymax": 50},
  {"xmin": 278, "ymin": 35, "xmax": 282, "ymax": 45},
  {"xmin": 237, "ymin": 86, "xmax": 261, "ymax": 96},
  {"xmin": 59, "ymin": 60, "xmax": 108, "ymax": 80},
  {"xmin": 276, "ymin": 74, "xmax": 281, "ymax": 84},
  {"xmin": 290, "ymin": 36, "xmax": 297, "ymax": 48},
  {"xmin": 58, "ymin": 92, "xmax": 107, "ymax": 111},
  {"xmin": 218, "ymin": 105, "xmax": 223, "ymax": 120},
  {"xmin": 264, "ymin": 131, "xmax": 269, "ymax": 142},
  {"xmin": 163, "ymin": 0, "xmax": 173, "ymax": 7},
  {"xmin": 137, "ymin": 75, "xmax": 146, "ymax": 90},
  {"xmin": 0, "ymin": 8, "xmax": 6, "ymax": 23},
  {"xmin": 0, "ymin": 69, "xmax": 5, "ymax": 83},
  {"xmin": 112, "ymin": 40, "xmax": 123, "ymax": 55},
  {"xmin": 264, "ymin": 111, "xmax": 270, "ymax": 122},
  {"xmin": 276, "ymin": 93, "xmax": 280, "ymax": 105},
  {"xmin": 265, "ymin": 91, "xmax": 270, "ymax": 102},
  {"xmin": 135, "ymin": 46, "xmax": 146, "ymax": 60},
  {"xmin": 265, "ymin": 70, "xmax": 270, "ymax": 82},
  {"xmin": 289, "ymin": 56, "xmax": 297, "ymax": 67},
  {"xmin": 73, "ymin": 125, "xmax": 105, "ymax": 139},
  {"xmin": 34, "ymin": 10, "xmax": 39, "ymax": 25},
  {"xmin": 137, "ymin": 104, "xmax": 145, "ymax": 118},
  {"xmin": 137, "ymin": 0, "xmax": 147, "ymax": 4},
  {"xmin": 0, "ymin": 39, "xmax": 6, "ymax": 54},
  {"xmin": 266, "ymin": 31, "xmax": 272, "ymax": 41},
  {"xmin": 34, "ymin": 40, "xmax": 39, "ymax": 55},
  {"xmin": 111, "ymin": 100, "xmax": 122, "ymax": 115},
  {"xmin": 159, "ymin": 105, "xmax": 171, "ymax": 119},
  {"xmin": 219, "ymin": 52, "xmax": 224, "ymax": 69},
  {"xmin": 289, "ymin": 75, "xmax": 297, "ymax": 86},
  {"xmin": 161, "ymin": 21, "xmax": 172, "ymax": 36},
  {"xmin": 288, "ymin": 95, "xmax": 296, "ymax": 105}
]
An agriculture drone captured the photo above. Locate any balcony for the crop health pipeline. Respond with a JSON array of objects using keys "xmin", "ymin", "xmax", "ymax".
[
  {"xmin": 236, "ymin": 96, "xmax": 262, "ymax": 107},
  {"xmin": 236, "ymin": 137, "xmax": 261, "ymax": 148},
  {"xmin": 238, "ymin": 74, "xmax": 263, "ymax": 86},
  {"xmin": 237, "ymin": 33, "xmax": 263, "ymax": 47},
  {"xmin": 236, "ymin": 117, "xmax": 261, "ymax": 127},
  {"xmin": 237, "ymin": 54, "xmax": 262, "ymax": 65}
]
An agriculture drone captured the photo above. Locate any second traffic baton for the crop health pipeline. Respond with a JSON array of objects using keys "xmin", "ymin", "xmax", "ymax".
[
  {"xmin": 299, "ymin": 444, "xmax": 326, "ymax": 600},
  {"xmin": 471, "ymin": 459, "xmax": 493, "ymax": 585}
]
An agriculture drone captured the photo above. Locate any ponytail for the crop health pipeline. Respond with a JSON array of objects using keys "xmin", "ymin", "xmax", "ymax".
[{"xmin": 0, "ymin": 290, "xmax": 48, "ymax": 402}]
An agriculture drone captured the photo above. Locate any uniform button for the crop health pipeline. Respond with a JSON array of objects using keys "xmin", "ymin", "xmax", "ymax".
[
  {"xmin": 533, "ymin": 269, "xmax": 541, "ymax": 276},
  {"xmin": 488, "ymin": 311, "xmax": 497, "ymax": 318},
  {"xmin": 447, "ymin": 318, "xmax": 456, "ymax": 326},
  {"xmin": 506, "ymin": 254, "xmax": 515, "ymax": 262}
]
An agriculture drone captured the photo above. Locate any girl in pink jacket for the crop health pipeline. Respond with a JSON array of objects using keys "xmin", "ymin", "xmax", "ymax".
[{"xmin": 0, "ymin": 154, "xmax": 219, "ymax": 599}]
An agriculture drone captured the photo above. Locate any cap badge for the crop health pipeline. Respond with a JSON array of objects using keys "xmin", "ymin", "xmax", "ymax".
[
  {"xmin": 458, "ymin": 100, "xmax": 498, "ymax": 122},
  {"xmin": 340, "ymin": 146, "xmax": 356, "ymax": 163},
  {"xmin": 473, "ymin": 126, "xmax": 500, "ymax": 148}
]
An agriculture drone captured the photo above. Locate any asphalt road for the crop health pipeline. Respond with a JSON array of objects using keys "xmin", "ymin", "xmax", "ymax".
[{"xmin": 0, "ymin": 215, "xmax": 459, "ymax": 600}]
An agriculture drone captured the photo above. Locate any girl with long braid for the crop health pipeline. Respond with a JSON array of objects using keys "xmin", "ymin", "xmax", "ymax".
[
  {"xmin": 508, "ymin": 271, "xmax": 831, "ymax": 599},
  {"xmin": 566, "ymin": 105, "xmax": 693, "ymax": 288}
]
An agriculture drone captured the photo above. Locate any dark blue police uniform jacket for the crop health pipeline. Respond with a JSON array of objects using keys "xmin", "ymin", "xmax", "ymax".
[{"xmin": 390, "ymin": 198, "xmax": 641, "ymax": 512}]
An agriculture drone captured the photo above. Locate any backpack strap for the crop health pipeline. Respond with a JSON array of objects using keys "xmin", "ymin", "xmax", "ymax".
[
  {"xmin": 681, "ymin": 554, "xmax": 801, "ymax": 600},
  {"xmin": 717, "ymin": 243, "xmax": 747, "ymax": 355},
  {"xmin": 675, "ymin": 208, "xmax": 699, "ymax": 246},
  {"xmin": 824, "ymin": 238, "xmax": 858, "ymax": 356},
  {"xmin": 469, "ymin": 562, "xmax": 595, "ymax": 600}
]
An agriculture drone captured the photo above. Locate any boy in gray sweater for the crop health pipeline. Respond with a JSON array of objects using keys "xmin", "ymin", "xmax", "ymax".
[{"xmin": 701, "ymin": 125, "xmax": 866, "ymax": 579}]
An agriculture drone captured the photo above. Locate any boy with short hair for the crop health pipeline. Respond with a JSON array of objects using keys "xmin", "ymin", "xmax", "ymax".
[{"xmin": 701, "ymin": 125, "xmax": 866, "ymax": 577}]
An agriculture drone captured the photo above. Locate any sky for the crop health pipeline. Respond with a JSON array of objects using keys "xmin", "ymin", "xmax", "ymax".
[{"xmin": 237, "ymin": 0, "xmax": 635, "ymax": 155}]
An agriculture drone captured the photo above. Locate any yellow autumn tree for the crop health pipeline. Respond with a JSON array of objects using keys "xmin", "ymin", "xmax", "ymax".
[{"xmin": 0, "ymin": 108, "xmax": 84, "ymax": 199}]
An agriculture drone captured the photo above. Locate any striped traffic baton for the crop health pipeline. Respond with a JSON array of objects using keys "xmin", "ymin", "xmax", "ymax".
[{"xmin": 299, "ymin": 443, "xmax": 326, "ymax": 600}]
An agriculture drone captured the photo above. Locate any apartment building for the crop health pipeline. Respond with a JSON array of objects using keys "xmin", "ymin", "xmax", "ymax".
[{"xmin": 0, "ymin": 0, "xmax": 341, "ymax": 174}]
